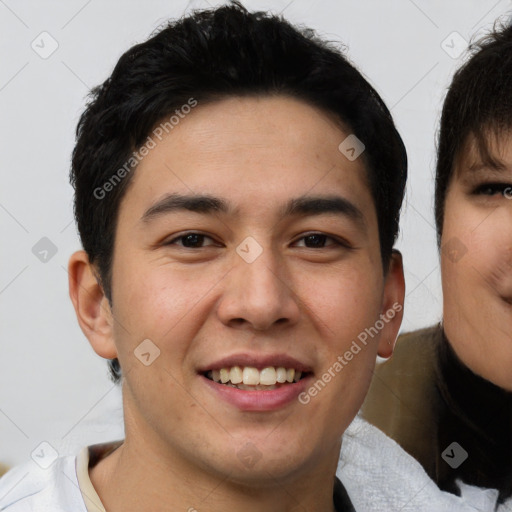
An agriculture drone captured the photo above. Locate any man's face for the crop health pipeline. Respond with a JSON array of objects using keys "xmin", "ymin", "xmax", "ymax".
[
  {"xmin": 105, "ymin": 96, "xmax": 402, "ymax": 483},
  {"xmin": 442, "ymin": 133, "xmax": 512, "ymax": 390}
]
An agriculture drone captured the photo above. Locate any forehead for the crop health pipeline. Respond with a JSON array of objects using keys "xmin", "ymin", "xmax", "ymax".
[{"xmin": 120, "ymin": 95, "xmax": 375, "ymax": 221}]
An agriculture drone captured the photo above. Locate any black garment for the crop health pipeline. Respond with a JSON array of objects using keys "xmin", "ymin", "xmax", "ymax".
[
  {"xmin": 333, "ymin": 476, "xmax": 356, "ymax": 511},
  {"xmin": 362, "ymin": 324, "xmax": 512, "ymax": 505},
  {"xmin": 436, "ymin": 331, "xmax": 512, "ymax": 503}
]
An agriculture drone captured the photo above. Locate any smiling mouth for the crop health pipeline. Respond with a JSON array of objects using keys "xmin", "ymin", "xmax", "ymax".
[{"xmin": 204, "ymin": 366, "xmax": 310, "ymax": 390}]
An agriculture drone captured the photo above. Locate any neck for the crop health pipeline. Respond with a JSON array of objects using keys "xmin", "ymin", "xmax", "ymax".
[
  {"xmin": 89, "ymin": 403, "xmax": 343, "ymax": 512},
  {"xmin": 90, "ymin": 441, "xmax": 339, "ymax": 512}
]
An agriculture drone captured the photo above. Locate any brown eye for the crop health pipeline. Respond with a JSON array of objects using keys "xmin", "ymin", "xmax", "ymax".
[
  {"xmin": 180, "ymin": 234, "xmax": 206, "ymax": 247},
  {"xmin": 473, "ymin": 183, "xmax": 512, "ymax": 196},
  {"xmin": 294, "ymin": 233, "xmax": 349, "ymax": 249},
  {"xmin": 165, "ymin": 232, "xmax": 217, "ymax": 248},
  {"xmin": 303, "ymin": 234, "xmax": 329, "ymax": 248}
]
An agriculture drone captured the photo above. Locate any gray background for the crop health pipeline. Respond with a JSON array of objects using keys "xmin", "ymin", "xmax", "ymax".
[{"xmin": 1, "ymin": 0, "xmax": 511, "ymax": 467}]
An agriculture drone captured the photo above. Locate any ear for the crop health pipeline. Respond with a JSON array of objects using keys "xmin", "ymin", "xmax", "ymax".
[
  {"xmin": 68, "ymin": 250, "xmax": 117, "ymax": 359},
  {"xmin": 377, "ymin": 250, "xmax": 405, "ymax": 358}
]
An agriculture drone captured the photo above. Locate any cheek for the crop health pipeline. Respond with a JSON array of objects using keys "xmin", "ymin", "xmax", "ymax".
[
  {"xmin": 441, "ymin": 195, "xmax": 480, "ymax": 287},
  {"xmin": 442, "ymin": 207, "xmax": 504, "ymax": 291},
  {"xmin": 110, "ymin": 259, "xmax": 199, "ymax": 364},
  {"xmin": 115, "ymin": 254, "xmax": 205, "ymax": 322},
  {"xmin": 297, "ymin": 274, "xmax": 382, "ymax": 435},
  {"xmin": 299, "ymin": 267, "xmax": 383, "ymax": 348}
]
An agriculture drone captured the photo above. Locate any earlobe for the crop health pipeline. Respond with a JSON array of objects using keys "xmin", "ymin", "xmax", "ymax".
[
  {"xmin": 68, "ymin": 250, "xmax": 117, "ymax": 359},
  {"xmin": 377, "ymin": 250, "xmax": 405, "ymax": 359}
]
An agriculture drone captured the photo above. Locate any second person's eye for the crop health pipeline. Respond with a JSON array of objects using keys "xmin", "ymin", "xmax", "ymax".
[{"xmin": 473, "ymin": 182, "xmax": 512, "ymax": 197}]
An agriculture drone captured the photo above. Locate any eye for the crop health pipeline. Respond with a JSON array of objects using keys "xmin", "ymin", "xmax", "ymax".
[
  {"xmin": 473, "ymin": 182, "xmax": 512, "ymax": 198},
  {"xmin": 163, "ymin": 232, "xmax": 350, "ymax": 250},
  {"xmin": 293, "ymin": 233, "xmax": 348, "ymax": 249},
  {"xmin": 165, "ymin": 232, "xmax": 219, "ymax": 248}
]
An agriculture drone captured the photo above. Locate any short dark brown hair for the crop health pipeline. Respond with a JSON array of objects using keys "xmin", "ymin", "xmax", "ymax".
[{"xmin": 435, "ymin": 21, "xmax": 512, "ymax": 241}]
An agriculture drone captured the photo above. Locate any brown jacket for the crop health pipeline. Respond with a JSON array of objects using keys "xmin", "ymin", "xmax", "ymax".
[
  {"xmin": 362, "ymin": 325, "xmax": 512, "ymax": 500},
  {"xmin": 362, "ymin": 325, "xmax": 442, "ymax": 480}
]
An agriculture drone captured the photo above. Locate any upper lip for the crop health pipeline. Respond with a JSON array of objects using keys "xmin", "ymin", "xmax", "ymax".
[{"xmin": 198, "ymin": 353, "xmax": 313, "ymax": 373}]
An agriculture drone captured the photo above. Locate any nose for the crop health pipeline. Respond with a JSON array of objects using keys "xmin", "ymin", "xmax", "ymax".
[{"xmin": 216, "ymin": 247, "xmax": 301, "ymax": 332}]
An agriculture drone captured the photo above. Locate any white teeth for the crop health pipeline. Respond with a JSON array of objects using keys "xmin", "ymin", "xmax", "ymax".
[
  {"xmin": 259, "ymin": 367, "xmax": 277, "ymax": 385},
  {"xmin": 276, "ymin": 367, "xmax": 287, "ymax": 383},
  {"xmin": 208, "ymin": 365, "xmax": 305, "ymax": 387},
  {"xmin": 242, "ymin": 367, "xmax": 260, "ymax": 385},
  {"xmin": 230, "ymin": 366, "xmax": 243, "ymax": 384},
  {"xmin": 220, "ymin": 368, "xmax": 230, "ymax": 384}
]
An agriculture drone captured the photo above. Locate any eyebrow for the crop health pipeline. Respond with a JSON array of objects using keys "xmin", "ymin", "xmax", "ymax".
[
  {"xmin": 141, "ymin": 192, "xmax": 366, "ymax": 229},
  {"xmin": 467, "ymin": 160, "xmax": 511, "ymax": 174}
]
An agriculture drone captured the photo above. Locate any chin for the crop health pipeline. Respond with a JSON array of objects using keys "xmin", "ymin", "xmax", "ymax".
[
  {"xmin": 207, "ymin": 438, "xmax": 317, "ymax": 486},
  {"xmin": 224, "ymin": 456, "xmax": 313, "ymax": 488}
]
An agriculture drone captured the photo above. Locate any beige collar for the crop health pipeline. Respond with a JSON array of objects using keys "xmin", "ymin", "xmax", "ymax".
[{"xmin": 75, "ymin": 441, "xmax": 123, "ymax": 512}]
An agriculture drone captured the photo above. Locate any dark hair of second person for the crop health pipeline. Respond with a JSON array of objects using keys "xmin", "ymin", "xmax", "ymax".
[{"xmin": 362, "ymin": 20, "xmax": 512, "ymax": 504}]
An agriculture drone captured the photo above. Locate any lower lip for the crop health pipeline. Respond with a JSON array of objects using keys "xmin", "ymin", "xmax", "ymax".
[{"xmin": 200, "ymin": 375, "xmax": 312, "ymax": 411}]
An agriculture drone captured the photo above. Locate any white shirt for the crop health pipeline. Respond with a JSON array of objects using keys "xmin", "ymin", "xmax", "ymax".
[
  {"xmin": 1, "ymin": 418, "xmax": 511, "ymax": 511},
  {"xmin": 338, "ymin": 416, "xmax": 512, "ymax": 512},
  {"xmin": 0, "ymin": 441, "xmax": 119, "ymax": 512}
]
